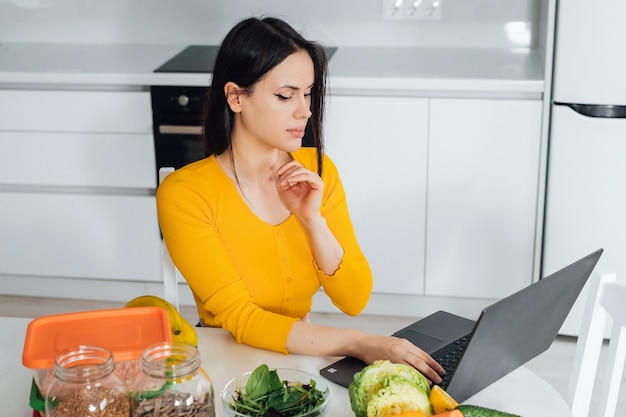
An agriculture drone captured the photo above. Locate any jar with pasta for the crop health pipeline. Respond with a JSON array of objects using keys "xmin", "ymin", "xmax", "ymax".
[
  {"xmin": 132, "ymin": 341, "xmax": 215, "ymax": 417},
  {"xmin": 44, "ymin": 345, "xmax": 130, "ymax": 417}
]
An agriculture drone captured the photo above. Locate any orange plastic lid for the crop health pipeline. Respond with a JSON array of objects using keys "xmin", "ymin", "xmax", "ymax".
[{"xmin": 22, "ymin": 306, "xmax": 172, "ymax": 369}]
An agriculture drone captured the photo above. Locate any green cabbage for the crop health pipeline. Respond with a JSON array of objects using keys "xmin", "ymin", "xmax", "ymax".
[
  {"xmin": 348, "ymin": 360, "xmax": 432, "ymax": 417},
  {"xmin": 367, "ymin": 375, "xmax": 431, "ymax": 417}
]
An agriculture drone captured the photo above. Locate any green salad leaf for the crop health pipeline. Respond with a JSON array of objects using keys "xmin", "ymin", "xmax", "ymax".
[{"xmin": 228, "ymin": 364, "xmax": 326, "ymax": 417}]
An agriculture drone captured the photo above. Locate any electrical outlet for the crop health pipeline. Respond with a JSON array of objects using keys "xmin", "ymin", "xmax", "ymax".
[{"xmin": 382, "ymin": 0, "xmax": 442, "ymax": 20}]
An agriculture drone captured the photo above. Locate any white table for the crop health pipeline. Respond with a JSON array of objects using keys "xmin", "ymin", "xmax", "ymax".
[
  {"xmin": 0, "ymin": 317, "xmax": 34, "ymax": 417},
  {"xmin": 1, "ymin": 316, "xmax": 573, "ymax": 416}
]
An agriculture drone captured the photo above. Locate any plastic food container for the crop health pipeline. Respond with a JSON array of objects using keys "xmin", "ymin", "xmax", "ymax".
[{"xmin": 22, "ymin": 307, "xmax": 172, "ymax": 394}]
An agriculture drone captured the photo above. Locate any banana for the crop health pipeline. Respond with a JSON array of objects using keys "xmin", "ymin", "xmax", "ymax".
[{"xmin": 125, "ymin": 295, "xmax": 199, "ymax": 347}]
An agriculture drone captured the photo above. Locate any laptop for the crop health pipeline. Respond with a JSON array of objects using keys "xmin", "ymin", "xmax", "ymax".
[{"xmin": 319, "ymin": 248, "xmax": 603, "ymax": 403}]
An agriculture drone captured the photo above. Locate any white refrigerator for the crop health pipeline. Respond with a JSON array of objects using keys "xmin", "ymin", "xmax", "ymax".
[{"xmin": 543, "ymin": 0, "xmax": 626, "ymax": 335}]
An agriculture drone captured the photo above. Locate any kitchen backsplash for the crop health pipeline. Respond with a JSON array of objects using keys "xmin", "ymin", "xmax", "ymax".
[{"xmin": 0, "ymin": 0, "xmax": 542, "ymax": 49}]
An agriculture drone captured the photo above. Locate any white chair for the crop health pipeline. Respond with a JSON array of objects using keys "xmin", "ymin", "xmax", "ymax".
[
  {"xmin": 567, "ymin": 272, "xmax": 626, "ymax": 417},
  {"xmin": 158, "ymin": 167, "xmax": 180, "ymax": 310}
]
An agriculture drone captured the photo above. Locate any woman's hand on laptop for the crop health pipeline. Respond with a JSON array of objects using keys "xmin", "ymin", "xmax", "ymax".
[
  {"xmin": 286, "ymin": 322, "xmax": 444, "ymax": 384},
  {"xmin": 356, "ymin": 334, "xmax": 445, "ymax": 385}
]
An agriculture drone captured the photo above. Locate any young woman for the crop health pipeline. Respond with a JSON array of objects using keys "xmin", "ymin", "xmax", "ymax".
[{"xmin": 156, "ymin": 16, "xmax": 444, "ymax": 384}]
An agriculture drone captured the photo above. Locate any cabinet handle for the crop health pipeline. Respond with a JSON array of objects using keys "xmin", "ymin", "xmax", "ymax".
[
  {"xmin": 555, "ymin": 102, "xmax": 626, "ymax": 118},
  {"xmin": 158, "ymin": 125, "xmax": 203, "ymax": 135}
]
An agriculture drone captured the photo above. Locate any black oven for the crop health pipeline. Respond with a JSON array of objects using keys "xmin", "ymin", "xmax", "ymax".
[{"xmin": 150, "ymin": 85, "xmax": 208, "ymax": 186}]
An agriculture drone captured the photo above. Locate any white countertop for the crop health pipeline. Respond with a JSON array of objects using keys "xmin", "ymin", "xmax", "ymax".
[
  {"xmin": 0, "ymin": 43, "xmax": 544, "ymax": 98},
  {"xmin": 0, "ymin": 43, "xmax": 211, "ymax": 87},
  {"xmin": 328, "ymin": 46, "xmax": 544, "ymax": 97}
]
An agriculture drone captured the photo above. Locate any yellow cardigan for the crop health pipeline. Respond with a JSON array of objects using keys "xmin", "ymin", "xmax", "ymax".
[{"xmin": 156, "ymin": 148, "xmax": 373, "ymax": 353}]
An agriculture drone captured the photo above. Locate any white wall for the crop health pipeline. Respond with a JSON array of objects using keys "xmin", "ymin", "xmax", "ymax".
[{"xmin": 0, "ymin": 0, "xmax": 540, "ymax": 48}]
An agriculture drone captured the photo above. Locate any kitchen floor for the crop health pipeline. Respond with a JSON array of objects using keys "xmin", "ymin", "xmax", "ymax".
[{"xmin": 1, "ymin": 294, "xmax": 623, "ymax": 417}]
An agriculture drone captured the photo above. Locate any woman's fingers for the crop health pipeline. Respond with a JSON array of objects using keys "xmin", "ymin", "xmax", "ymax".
[
  {"xmin": 400, "ymin": 340, "xmax": 445, "ymax": 384},
  {"xmin": 408, "ymin": 354, "xmax": 445, "ymax": 385},
  {"xmin": 277, "ymin": 161, "xmax": 321, "ymax": 189},
  {"xmin": 413, "ymin": 348, "xmax": 446, "ymax": 375},
  {"xmin": 360, "ymin": 335, "xmax": 445, "ymax": 384}
]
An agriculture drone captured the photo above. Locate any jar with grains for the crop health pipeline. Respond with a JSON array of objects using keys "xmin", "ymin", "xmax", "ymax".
[
  {"xmin": 132, "ymin": 341, "xmax": 215, "ymax": 417},
  {"xmin": 44, "ymin": 345, "xmax": 130, "ymax": 417}
]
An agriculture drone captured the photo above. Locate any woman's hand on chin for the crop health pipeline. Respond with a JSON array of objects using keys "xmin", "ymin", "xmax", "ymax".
[{"xmin": 276, "ymin": 160, "xmax": 323, "ymax": 221}]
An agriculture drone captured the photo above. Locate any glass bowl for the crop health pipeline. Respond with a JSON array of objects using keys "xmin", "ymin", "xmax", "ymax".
[{"xmin": 222, "ymin": 368, "xmax": 330, "ymax": 417}]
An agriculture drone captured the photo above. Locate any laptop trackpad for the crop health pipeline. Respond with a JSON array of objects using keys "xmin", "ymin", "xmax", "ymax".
[
  {"xmin": 392, "ymin": 311, "xmax": 476, "ymax": 354},
  {"xmin": 394, "ymin": 330, "xmax": 446, "ymax": 352}
]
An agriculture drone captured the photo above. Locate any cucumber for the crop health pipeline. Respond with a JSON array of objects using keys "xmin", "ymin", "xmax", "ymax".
[{"xmin": 457, "ymin": 404, "xmax": 521, "ymax": 417}]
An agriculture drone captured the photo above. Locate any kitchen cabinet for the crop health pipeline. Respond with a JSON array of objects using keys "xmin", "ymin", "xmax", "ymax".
[
  {"xmin": 0, "ymin": 89, "xmax": 155, "ymax": 188},
  {"xmin": 0, "ymin": 88, "xmax": 544, "ymax": 306},
  {"xmin": 426, "ymin": 98, "xmax": 542, "ymax": 299},
  {"xmin": 0, "ymin": 89, "xmax": 162, "ymax": 289},
  {"xmin": 1, "ymin": 192, "xmax": 160, "ymax": 280},
  {"xmin": 323, "ymin": 95, "xmax": 542, "ymax": 300},
  {"xmin": 323, "ymin": 95, "xmax": 429, "ymax": 295}
]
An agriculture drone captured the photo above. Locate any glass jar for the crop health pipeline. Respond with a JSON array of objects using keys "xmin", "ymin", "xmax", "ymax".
[
  {"xmin": 44, "ymin": 345, "xmax": 130, "ymax": 417},
  {"xmin": 132, "ymin": 341, "xmax": 215, "ymax": 417}
]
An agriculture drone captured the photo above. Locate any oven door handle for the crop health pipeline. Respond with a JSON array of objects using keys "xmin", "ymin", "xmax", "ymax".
[{"xmin": 158, "ymin": 125, "xmax": 203, "ymax": 135}]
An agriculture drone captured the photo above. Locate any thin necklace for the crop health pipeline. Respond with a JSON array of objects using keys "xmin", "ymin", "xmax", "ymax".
[{"xmin": 226, "ymin": 150, "xmax": 256, "ymax": 209}]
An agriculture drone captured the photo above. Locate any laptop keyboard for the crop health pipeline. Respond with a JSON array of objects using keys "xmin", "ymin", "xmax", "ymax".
[{"xmin": 433, "ymin": 335, "xmax": 470, "ymax": 389}]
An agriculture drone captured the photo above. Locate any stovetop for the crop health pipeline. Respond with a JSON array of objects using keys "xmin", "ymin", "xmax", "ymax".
[
  {"xmin": 154, "ymin": 45, "xmax": 337, "ymax": 73},
  {"xmin": 154, "ymin": 45, "xmax": 220, "ymax": 73}
]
